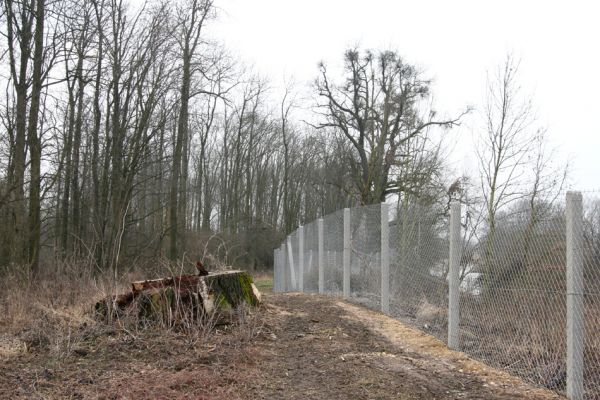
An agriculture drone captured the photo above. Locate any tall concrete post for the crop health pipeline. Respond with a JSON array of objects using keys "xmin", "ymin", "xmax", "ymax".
[
  {"xmin": 278, "ymin": 247, "xmax": 284, "ymax": 292},
  {"xmin": 326, "ymin": 250, "xmax": 331, "ymax": 292},
  {"xmin": 298, "ymin": 226, "xmax": 304, "ymax": 292},
  {"xmin": 318, "ymin": 218, "xmax": 324, "ymax": 294},
  {"xmin": 343, "ymin": 208, "xmax": 351, "ymax": 299},
  {"xmin": 448, "ymin": 202, "xmax": 461, "ymax": 350},
  {"xmin": 567, "ymin": 191, "xmax": 584, "ymax": 400},
  {"xmin": 381, "ymin": 203, "xmax": 390, "ymax": 314},
  {"xmin": 281, "ymin": 243, "xmax": 287, "ymax": 291},
  {"xmin": 273, "ymin": 248, "xmax": 279, "ymax": 292},
  {"xmin": 278, "ymin": 248, "xmax": 284, "ymax": 292},
  {"xmin": 287, "ymin": 235, "xmax": 297, "ymax": 291}
]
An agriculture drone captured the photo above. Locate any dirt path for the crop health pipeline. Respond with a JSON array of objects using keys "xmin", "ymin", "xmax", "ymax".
[
  {"xmin": 0, "ymin": 291, "xmax": 564, "ymax": 399},
  {"xmin": 251, "ymin": 292, "xmax": 562, "ymax": 400}
]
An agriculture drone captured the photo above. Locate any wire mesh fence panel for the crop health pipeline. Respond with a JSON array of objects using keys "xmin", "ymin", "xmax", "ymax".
[
  {"xmin": 389, "ymin": 202, "xmax": 449, "ymax": 342},
  {"xmin": 459, "ymin": 207, "xmax": 568, "ymax": 395},
  {"xmin": 272, "ymin": 193, "xmax": 600, "ymax": 398},
  {"xmin": 323, "ymin": 209, "xmax": 344, "ymax": 295},
  {"xmin": 583, "ymin": 194, "xmax": 600, "ymax": 399},
  {"xmin": 303, "ymin": 220, "xmax": 319, "ymax": 293},
  {"xmin": 349, "ymin": 204, "xmax": 382, "ymax": 311}
]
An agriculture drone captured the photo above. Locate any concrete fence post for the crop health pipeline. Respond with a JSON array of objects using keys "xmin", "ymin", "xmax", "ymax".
[
  {"xmin": 299, "ymin": 226, "xmax": 304, "ymax": 292},
  {"xmin": 326, "ymin": 250, "xmax": 331, "ymax": 293},
  {"xmin": 333, "ymin": 250, "xmax": 338, "ymax": 293},
  {"xmin": 381, "ymin": 202, "xmax": 390, "ymax": 314},
  {"xmin": 567, "ymin": 191, "xmax": 584, "ymax": 400},
  {"xmin": 279, "ymin": 248, "xmax": 284, "ymax": 292},
  {"xmin": 287, "ymin": 235, "xmax": 297, "ymax": 291},
  {"xmin": 280, "ymin": 247, "xmax": 284, "ymax": 292},
  {"xmin": 279, "ymin": 247, "xmax": 284, "ymax": 292},
  {"xmin": 318, "ymin": 218, "xmax": 324, "ymax": 294},
  {"xmin": 273, "ymin": 248, "xmax": 279, "ymax": 292},
  {"xmin": 343, "ymin": 208, "xmax": 351, "ymax": 299},
  {"xmin": 281, "ymin": 243, "xmax": 287, "ymax": 291},
  {"xmin": 448, "ymin": 201, "xmax": 461, "ymax": 350}
]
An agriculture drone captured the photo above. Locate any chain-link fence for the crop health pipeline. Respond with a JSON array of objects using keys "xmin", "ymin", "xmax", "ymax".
[
  {"xmin": 389, "ymin": 202, "xmax": 449, "ymax": 343},
  {"xmin": 459, "ymin": 205, "xmax": 568, "ymax": 393},
  {"xmin": 583, "ymin": 193, "xmax": 600, "ymax": 398},
  {"xmin": 273, "ymin": 192, "xmax": 600, "ymax": 400}
]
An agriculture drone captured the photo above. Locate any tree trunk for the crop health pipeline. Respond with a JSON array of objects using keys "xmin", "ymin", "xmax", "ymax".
[
  {"xmin": 71, "ymin": 51, "xmax": 86, "ymax": 255},
  {"xmin": 169, "ymin": 57, "xmax": 190, "ymax": 260},
  {"xmin": 26, "ymin": 0, "xmax": 46, "ymax": 271}
]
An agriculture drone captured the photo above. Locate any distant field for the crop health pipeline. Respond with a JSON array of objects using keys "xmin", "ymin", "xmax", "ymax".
[{"xmin": 252, "ymin": 273, "xmax": 273, "ymax": 293}]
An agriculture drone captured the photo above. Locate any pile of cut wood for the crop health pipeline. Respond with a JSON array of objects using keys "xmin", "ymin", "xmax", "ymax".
[{"xmin": 95, "ymin": 270, "xmax": 261, "ymax": 323}]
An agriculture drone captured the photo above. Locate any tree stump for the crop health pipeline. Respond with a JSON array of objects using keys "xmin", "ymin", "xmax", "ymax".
[{"xmin": 95, "ymin": 270, "xmax": 261, "ymax": 324}]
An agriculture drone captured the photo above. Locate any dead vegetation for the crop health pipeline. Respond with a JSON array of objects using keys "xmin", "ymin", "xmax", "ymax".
[
  {"xmin": 0, "ymin": 263, "xmax": 570, "ymax": 399},
  {"xmin": 0, "ymin": 259, "xmax": 260, "ymax": 360}
]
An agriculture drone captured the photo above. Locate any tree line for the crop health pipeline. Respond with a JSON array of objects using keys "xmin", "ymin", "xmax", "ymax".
[
  {"xmin": 0, "ymin": 0, "xmax": 357, "ymax": 273},
  {"xmin": 0, "ymin": 0, "xmax": 581, "ymax": 276}
]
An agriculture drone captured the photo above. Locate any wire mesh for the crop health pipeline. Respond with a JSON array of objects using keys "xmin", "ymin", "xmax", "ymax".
[
  {"xmin": 290, "ymin": 229, "xmax": 299, "ymax": 291},
  {"xmin": 323, "ymin": 209, "xmax": 344, "ymax": 295},
  {"xmin": 272, "ymin": 193, "xmax": 600, "ymax": 399},
  {"xmin": 303, "ymin": 220, "xmax": 319, "ymax": 293},
  {"xmin": 349, "ymin": 204, "xmax": 382, "ymax": 311},
  {"xmin": 583, "ymin": 194, "xmax": 600, "ymax": 399},
  {"xmin": 459, "ymin": 207, "xmax": 568, "ymax": 393},
  {"xmin": 389, "ymin": 202, "xmax": 449, "ymax": 342}
]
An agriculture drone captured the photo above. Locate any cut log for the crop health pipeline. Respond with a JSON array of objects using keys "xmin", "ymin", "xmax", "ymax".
[{"xmin": 95, "ymin": 270, "xmax": 261, "ymax": 324}]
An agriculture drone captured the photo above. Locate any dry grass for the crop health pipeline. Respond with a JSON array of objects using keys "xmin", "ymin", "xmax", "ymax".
[
  {"xmin": 0, "ymin": 259, "xmax": 263, "ymax": 362},
  {"xmin": 1, "ymin": 261, "xmax": 105, "ymax": 359},
  {"xmin": 0, "ymin": 272, "xmax": 569, "ymax": 399},
  {"xmin": 0, "ymin": 257, "xmax": 268, "ymax": 399},
  {"xmin": 379, "ymin": 281, "xmax": 600, "ymax": 398}
]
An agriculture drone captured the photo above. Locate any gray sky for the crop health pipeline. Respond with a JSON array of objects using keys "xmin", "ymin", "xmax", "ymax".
[{"xmin": 210, "ymin": 0, "xmax": 599, "ymax": 191}]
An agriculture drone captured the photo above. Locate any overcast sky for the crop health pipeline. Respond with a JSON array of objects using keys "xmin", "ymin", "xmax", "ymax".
[{"xmin": 209, "ymin": 0, "xmax": 599, "ymax": 192}]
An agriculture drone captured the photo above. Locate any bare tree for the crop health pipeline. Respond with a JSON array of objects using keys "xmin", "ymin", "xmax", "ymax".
[
  {"xmin": 315, "ymin": 48, "xmax": 467, "ymax": 205},
  {"xmin": 168, "ymin": 0, "xmax": 213, "ymax": 260},
  {"xmin": 520, "ymin": 128, "xmax": 569, "ymax": 268},
  {"xmin": 476, "ymin": 55, "xmax": 536, "ymax": 265},
  {"xmin": 476, "ymin": 54, "xmax": 569, "ymax": 288},
  {"xmin": 1, "ymin": 0, "xmax": 60, "ymax": 269},
  {"xmin": 280, "ymin": 80, "xmax": 297, "ymax": 232}
]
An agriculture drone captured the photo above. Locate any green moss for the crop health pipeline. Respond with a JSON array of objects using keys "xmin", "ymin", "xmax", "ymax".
[
  {"xmin": 96, "ymin": 271, "xmax": 259, "ymax": 326},
  {"xmin": 213, "ymin": 292, "xmax": 232, "ymax": 310},
  {"xmin": 205, "ymin": 271, "xmax": 258, "ymax": 308}
]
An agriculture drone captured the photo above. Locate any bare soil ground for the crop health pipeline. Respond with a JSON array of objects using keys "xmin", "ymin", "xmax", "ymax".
[{"xmin": 0, "ymin": 288, "xmax": 565, "ymax": 399}]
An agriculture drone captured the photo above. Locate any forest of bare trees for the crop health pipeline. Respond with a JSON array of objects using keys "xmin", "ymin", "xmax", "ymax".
[
  {"xmin": 0, "ymin": 0, "xmax": 364, "ymax": 274},
  {"xmin": 0, "ymin": 0, "xmax": 583, "ymax": 277}
]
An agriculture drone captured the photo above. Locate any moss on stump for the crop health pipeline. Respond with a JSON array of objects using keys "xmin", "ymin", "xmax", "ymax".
[{"xmin": 95, "ymin": 270, "xmax": 261, "ymax": 324}]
